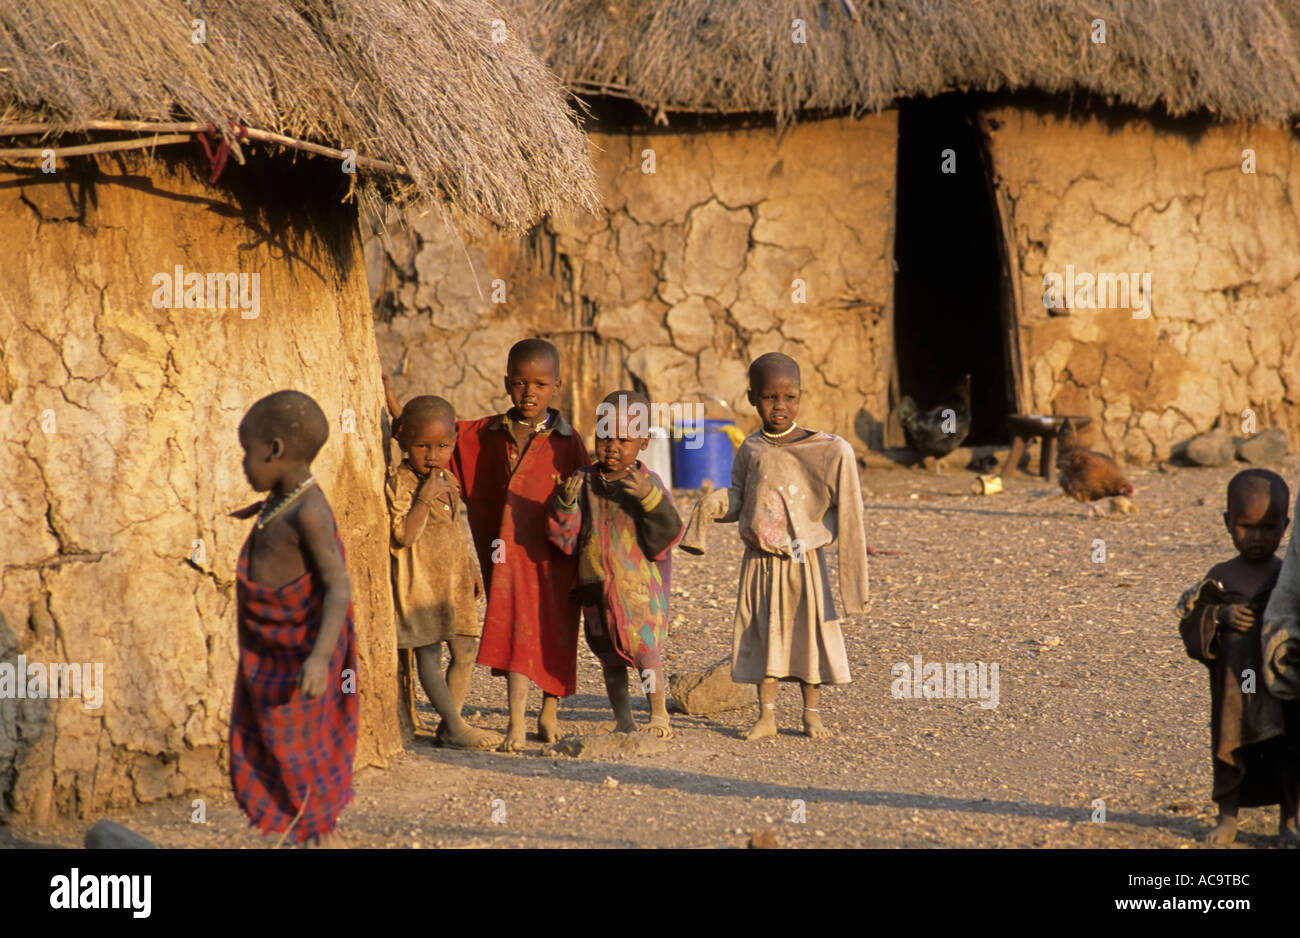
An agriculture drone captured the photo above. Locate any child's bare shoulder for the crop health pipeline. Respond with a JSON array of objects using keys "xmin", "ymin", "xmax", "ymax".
[
  {"xmin": 294, "ymin": 485, "xmax": 338, "ymax": 534},
  {"xmin": 1206, "ymin": 557, "xmax": 1239, "ymax": 584},
  {"xmin": 1207, "ymin": 555, "xmax": 1280, "ymax": 595}
]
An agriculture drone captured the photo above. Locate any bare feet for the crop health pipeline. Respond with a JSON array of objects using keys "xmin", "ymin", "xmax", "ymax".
[
  {"xmin": 304, "ymin": 830, "xmax": 345, "ymax": 849},
  {"xmin": 1203, "ymin": 815, "xmax": 1238, "ymax": 846},
  {"xmin": 437, "ymin": 721, "xmax": 503, "ymax": 750},
  {"xmin": 744, "ymin": 709, "xmax": 778, "ymax": 741},
  {"xmin": 538, "ymin": 695, "xmax": 561, "ymax": 743},
  {"xmin": 643, "ymin": 714, "xmax": 672, "ymax": 739},
  {"xmin": 499, "ymin": 722, "xmax": 527, "ymax": 752},
  {"xmin": 802, "ymin": 708, "xmax": 833, "ymax": 739}
]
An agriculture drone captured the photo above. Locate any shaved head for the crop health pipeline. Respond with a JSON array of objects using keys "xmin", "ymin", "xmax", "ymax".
[
  {"xmin": 595, "ymin": 388, "xmax": 652, "ymax": 440},
  {"xmin": 397, "ymin": 395, "xmax": 455, "ymax": 444},
  {"xmin": 240, "ymin": 390, "xmax": 329, "ymax": 462},
  {"xmin": 601, "ymin": 389, "xmax": 650, "ymax": 411},
  {"xmin": 748, "ymin": 352, "xmax": 801, "ymax": 391},
  {"xmin": 507, "ymin": 338, "xmax": 561, "ymax": 378},
  {"xmin": 1227, "ymin": 468, "xmax": 1289, "ymax": 517}
]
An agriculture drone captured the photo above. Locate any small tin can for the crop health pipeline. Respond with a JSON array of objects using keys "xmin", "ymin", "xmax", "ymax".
[{"xmin": 971, "ymin": 474, "xmax": 1003, "ymax": 495}]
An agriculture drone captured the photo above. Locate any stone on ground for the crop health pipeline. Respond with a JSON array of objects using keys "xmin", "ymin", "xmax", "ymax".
[
  {"xmin": 1236, "ymin": 428, "xmax": 1288, "ymax": 464},
  {"xmin": 85, "ymin": 819, "xmax": 155, "ymax": 849},
  {"xmin": 670, "ymin": 659, "xmax": 753, "ymax": 715},
  {"xmin": 549, "ymin": 732, "xmax": 668, "ymax": 760},
  {"xmin": 1185, "ymin": 428, "xmax": 1235, "ymax": 466}
]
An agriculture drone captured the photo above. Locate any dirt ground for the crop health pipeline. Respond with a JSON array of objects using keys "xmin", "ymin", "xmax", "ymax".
[{"xmin": 8, "ymin": 455, "xmax": 1300, "ymax": 849}]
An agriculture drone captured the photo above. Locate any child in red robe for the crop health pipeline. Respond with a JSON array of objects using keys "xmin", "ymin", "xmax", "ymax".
[
  {"xmin": 229, "ymin": 390, "xmax": 357, "ymax": 846},
  {"xmin": 451, "ymin": 339, "xmax": 589, "ymax": 751}
]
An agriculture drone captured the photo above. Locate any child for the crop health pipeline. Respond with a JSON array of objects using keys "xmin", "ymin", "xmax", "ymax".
[
  {"xmin": 546, "ymin": 390, "xmax": 684, "ymax": 737},
  {"xmin": 681, "ymin": 352, "xmax": 869, "ymax": 740},
  {"xmin": 386, "ymin": 394, "xmax": 501, "ymax": 750},
  {"xmin": 450, "ymin": 339, "xmax": 589, "ymax": 751},
  {"xmin": 1178, "ymin": 468, "xmax": 1299, "ymax": 845},
  {"xmin": 229, "ymin": 390, "xmax": 357, "ymax": 847}
]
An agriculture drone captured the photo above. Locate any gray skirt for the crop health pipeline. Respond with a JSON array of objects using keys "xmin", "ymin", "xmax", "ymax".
[{"xmin": 731, "ymin": 546, "xmax": 851, "ymax": 685}]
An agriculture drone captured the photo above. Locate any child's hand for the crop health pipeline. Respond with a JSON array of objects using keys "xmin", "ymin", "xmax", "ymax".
[
  {"xmin": 418, "ymin": 470, "xmax": 452, "ymax": 503},
  {"xmin": 560, "ymin": 471, "xmax": 584, "ymax": 505},
  {"xmin": 1217, "ymin": 604, "xmax": 1256, "ymax": 632},
  {"xmin": 382, "ymin": 372, "xmax": 402, "ymax": 422},
  {"xmin": 298, "ymin": 652, "xmax": 331, "ymax": 698},
  {"xmin": 229, "ymin": 501, "xmax": 264, "ymax": 520},
  {"xmin": 613, "ymin": 471, "xmax": 653, "ymax": 501}
]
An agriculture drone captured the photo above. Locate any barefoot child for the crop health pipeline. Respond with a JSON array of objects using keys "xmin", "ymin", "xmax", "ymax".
[
  {"xmin": 546, "ymin": 390, "xmax": 684, "ymax": 737},
  {"xmin": 681, "ymin": 353, "xmax": 869, "ymax": 739},
  {"xmin": 1177, "ymin": 469, "xmax": 1299, "ymax": 845},
  {"xmin": 450, "ymin": 339, "xmax": 589, "ymax": 750},
  {"xmin": 386, "ymin": 394, "xmax": 501, "ymax": 750},
  {"xmin": 229, "ymin": 390, "xmax": 357, "ymax": 846}
]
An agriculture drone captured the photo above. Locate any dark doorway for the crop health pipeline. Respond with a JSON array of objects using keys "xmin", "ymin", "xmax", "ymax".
[{"xmin": 892, "ymin": 94, "xmax": 1014, "ymax": 446}]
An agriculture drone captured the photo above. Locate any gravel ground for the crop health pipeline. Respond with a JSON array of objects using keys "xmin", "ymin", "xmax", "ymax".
[{"xmin": 9, "ymin": 456, "xmax": 1300, "ymax": 849}]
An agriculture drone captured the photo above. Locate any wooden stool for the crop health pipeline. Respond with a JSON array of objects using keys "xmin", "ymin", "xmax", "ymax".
[{"xmin": 1001, "ymin": 414, "xmax": 1092, "ymax": 482}]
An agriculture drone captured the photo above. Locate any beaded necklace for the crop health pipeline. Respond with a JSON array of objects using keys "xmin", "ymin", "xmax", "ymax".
[
  {"xmin": 761, "ymin": 422, "xmax": 799, "ymax": 440},
  {"xmin": 256, "ymin": 475, "xmax": 316, "ymax": 529}
]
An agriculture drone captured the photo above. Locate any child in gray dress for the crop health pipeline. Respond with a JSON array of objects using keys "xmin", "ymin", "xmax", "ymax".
[{"xmin": 682, "ymin": 353, "xmax": 869, "ymax": 740}]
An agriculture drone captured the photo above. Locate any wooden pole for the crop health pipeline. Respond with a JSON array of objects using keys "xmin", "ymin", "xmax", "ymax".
[
  {"xmin": 0, "ymin": 134, "xmax": 192, "ymax": 160},
  {"xmin": 0, "ymin": 120, "xmax": 409, "ymax": 177}
]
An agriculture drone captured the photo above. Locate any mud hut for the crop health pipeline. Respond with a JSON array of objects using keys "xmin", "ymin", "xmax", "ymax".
[
  {"xmin": 0, "ymin": 0, "xmax": 596, "ymax": 824},
  {"xmin": 372, "ymin": 0, "xmax": 1300, "ymax": 463}
]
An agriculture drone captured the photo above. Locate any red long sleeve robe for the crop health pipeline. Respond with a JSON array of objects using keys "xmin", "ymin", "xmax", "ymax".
[{"xmin": 452, "ymin": 410, "xmax": 589, "ymax": 696}]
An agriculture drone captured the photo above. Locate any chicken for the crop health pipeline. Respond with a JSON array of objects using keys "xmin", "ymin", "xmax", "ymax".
[
  {"xmin": 1056, "ymin": 418, "xmax": 1136, "ymax": 516},
  {"xmin": 898, "ymin": 374, "xmax": 972, "ymax": 470}
]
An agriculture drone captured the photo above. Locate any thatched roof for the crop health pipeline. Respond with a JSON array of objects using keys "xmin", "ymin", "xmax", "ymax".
[
  {"xmin": 0, "ymin": 0, "xmax": 599, "ymax": 227},
  {"xmin": 504, "ymin": 0, "xmax": 1300, "ymax": 125}
]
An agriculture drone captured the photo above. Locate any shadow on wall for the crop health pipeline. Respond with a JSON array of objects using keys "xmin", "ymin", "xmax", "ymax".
[
  {"xmin": 854, "ymin": 409, "xmax": 886, "ymax": 452},
  {"xmin": 0, "ymin": 605, "xmax": 54, "ymax": 825}
]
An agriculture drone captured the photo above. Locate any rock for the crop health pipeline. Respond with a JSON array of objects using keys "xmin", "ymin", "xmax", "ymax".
[
  {"xmin": 748, "ymin": 830, "xmax": 779, "ymax": 849},
  {"xmin": 669, "ymin": 659, "xmax": 753, "ymax": 715},
  {"xmin": 84, "ymin": 820, "xmax": 155, "ymax": 849},
  {"xmin": 1236, "ymin": 428, "xmax": 1287, "ymax": 464},
  {"xmin": 1185, "ymin": 428, "xmax": 1235, "ymax": 467},
  {"xmin": 548, "ymin": 732, "xmax": 668, "ymax": 761}
]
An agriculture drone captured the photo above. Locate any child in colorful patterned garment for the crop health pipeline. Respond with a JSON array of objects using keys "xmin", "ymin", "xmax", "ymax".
[
  {"xmin": 386, "ymin": 394, "xmax": 500, "ymax": 750},
  {"xmin": 1178, "ymin": 468, "xmax": 1299, "ymax": 845},
  {"xmin": 682, "ymin": 353, "xmax": 870, "ymax": 740},
  {"xmin": 451, "ymin": 339, "xmax": 589, "ymax": 751},
  {"xmin": 546, "ymin": 390, "xmax": 684, "ymax": 737},
  {"xmin": 229, "ymin": 390, "xmax": 357, "ymax": 846}
]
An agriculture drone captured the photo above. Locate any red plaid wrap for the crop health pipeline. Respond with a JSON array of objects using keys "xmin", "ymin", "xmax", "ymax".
[{"xmin": 230, "ymin": 524, "xmax": 358, "ymax": 843}]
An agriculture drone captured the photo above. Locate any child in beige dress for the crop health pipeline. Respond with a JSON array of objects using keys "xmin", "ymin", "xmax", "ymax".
[
  {"xmin": 387, "ymin": 394, "xmax": 500, "ymax": 749},
  {"xmin": 682, "ymin": 353, "xmax": 869, "ymax": 740}
]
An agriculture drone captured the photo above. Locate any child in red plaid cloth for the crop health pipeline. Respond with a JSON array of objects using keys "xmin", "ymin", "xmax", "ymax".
[{"xmin": 229, "ymin": 390, "xmax": 358, "ymax": 847}]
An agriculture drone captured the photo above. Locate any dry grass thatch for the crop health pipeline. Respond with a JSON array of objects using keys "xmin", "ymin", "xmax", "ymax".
[
  {"xmin": 0, "ymin": 0, "xmax": 599, "ymax": 227},
  {"xmin": 504, "ymin": 0, "xmax": 1300, "ymax": 125}
]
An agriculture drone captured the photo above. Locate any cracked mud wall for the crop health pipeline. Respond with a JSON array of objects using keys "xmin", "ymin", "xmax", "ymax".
[
  {"xmin": 372, "ymin": 114, "xmax": 897, "ymax": 451},
  {"xmin": 983, "ymin": 107, "xmax": 1300, "ymax": 462},
  {"xmin": 0, "ymin": 156, "xmax": 399, "ymax": 823}
]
